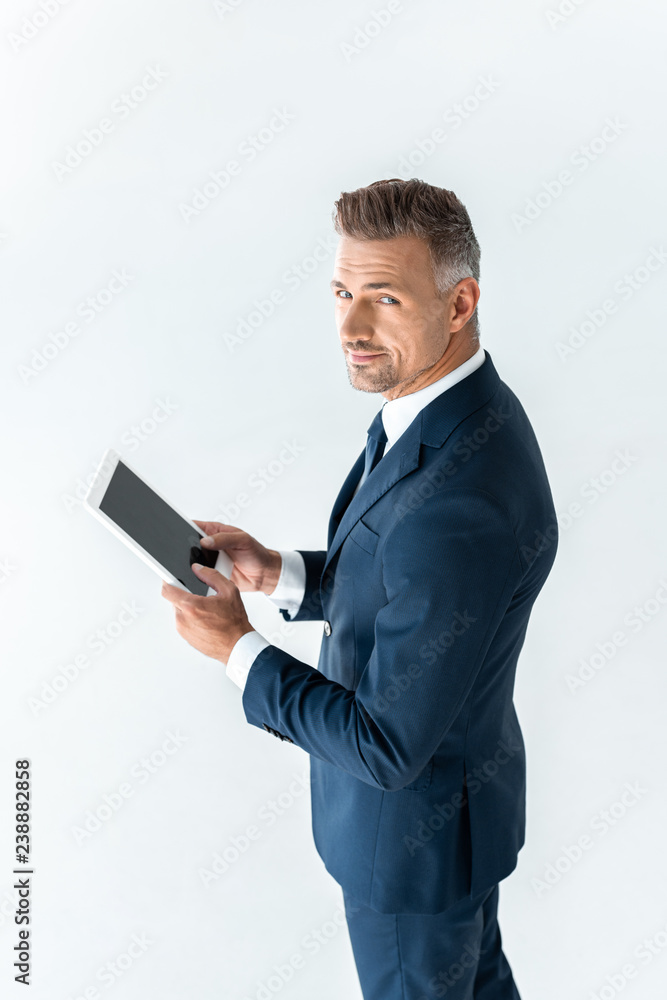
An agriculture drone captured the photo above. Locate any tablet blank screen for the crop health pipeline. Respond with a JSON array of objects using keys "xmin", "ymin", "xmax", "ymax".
[{"xmin": 99, "ymin": 460, "xmax": 216, "ymax": 596}]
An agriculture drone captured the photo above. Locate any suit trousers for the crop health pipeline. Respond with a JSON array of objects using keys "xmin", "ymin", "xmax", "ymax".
[{"xmin": 342, "ymin": 883, "xmax": 521, "ymax": 1000}]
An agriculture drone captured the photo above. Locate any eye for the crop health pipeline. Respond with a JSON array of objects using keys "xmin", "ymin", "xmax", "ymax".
[{"xmin": 333, "ymin": 290, "xmax": 400, "ymax": 304}]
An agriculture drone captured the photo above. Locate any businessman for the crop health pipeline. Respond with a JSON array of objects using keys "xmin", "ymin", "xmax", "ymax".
[{"xmin": 162, "ymin": 178, "xmax": 559, "ymax": 998}]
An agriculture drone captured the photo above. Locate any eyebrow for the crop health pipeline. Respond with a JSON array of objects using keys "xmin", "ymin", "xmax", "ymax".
[{"xmin": 329, "ymin": 279, "xmax": 404, "ymax": 292}]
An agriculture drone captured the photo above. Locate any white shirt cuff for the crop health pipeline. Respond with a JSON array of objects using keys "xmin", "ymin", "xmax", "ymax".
[
  {"xmin": 265, "ymin": 549, "xmax": 306, "ymax": 617},
  {"xmin": 226, "ymin": 630, "xmax": 271, "ymax": 691}
]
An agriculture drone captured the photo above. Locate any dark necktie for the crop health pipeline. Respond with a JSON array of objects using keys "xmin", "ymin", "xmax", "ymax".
[{"xmin": 358, "ymin": 408, "xmax": 387, "ymax": 489}]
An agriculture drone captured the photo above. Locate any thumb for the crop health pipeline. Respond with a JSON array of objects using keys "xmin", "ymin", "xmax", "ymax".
[{"xmin": 191, "ymin": 562, "xmax": 228, "ymax": 594}]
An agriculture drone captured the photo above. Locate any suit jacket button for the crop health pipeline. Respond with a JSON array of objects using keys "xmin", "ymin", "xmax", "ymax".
[{"xmin": 323, "ymin": 621, "xmax": 332, "ymax": 636}]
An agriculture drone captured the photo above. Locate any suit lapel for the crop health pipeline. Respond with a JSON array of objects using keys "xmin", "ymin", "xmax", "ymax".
[
  {"xmin": 324, "ymin": 426, "xmax": 422, "ymax": 575},
  {"xmin": 327, "ymin": 449, "xmax": 366, "ymax": 550}
]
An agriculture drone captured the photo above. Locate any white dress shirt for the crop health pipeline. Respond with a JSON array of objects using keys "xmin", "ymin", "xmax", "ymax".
[{"xmin": 224, "ymin": 344, "xmax": 486, "ymax": 691}]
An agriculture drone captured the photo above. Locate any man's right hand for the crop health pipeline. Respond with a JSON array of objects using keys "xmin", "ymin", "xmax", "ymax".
[{"xmin": 193, "ymin": 521, "xmax": 282, "ymax": 596}]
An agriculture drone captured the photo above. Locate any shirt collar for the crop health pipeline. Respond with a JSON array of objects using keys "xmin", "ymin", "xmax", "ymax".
[{"xmin": 380, "ymin": 343, "xmax": 486, "ymax": 452}]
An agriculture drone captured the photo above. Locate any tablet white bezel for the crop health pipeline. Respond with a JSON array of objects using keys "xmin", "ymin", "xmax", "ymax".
[{"xmin": 83, "ymin": 448, "xmax": 233, "ymax": 596}]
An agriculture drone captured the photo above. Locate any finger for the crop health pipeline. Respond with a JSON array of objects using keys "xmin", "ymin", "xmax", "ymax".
[
  {"xmin": 200, "ymin": 528, "xmax": 247, "ymax": 549},
  {"xmin": 193, "ymin": 519, "xmax": 230, "ymax": 533},
  {"xmin": 194, "ymin": 520, "xmax": 221, "ymax": 540},
  {"xmin": 191, "ymin": 562, "xmax": 231, "ymax": 595},
  {"xmin": 161, "ymin": 581, "xmax": 193, "ymax": 608},
  {"xmin": 194, "ymin": 520, "xmax": 239, "ymax": 536}
]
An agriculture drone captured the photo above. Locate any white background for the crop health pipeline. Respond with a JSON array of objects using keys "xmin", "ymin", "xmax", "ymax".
[{"xmin": 1, "ymin": 1, "xmax": 666, "ymax": 998}]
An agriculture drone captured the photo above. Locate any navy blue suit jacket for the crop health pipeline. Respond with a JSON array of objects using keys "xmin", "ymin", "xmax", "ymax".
[{"xmin": 242, "ymin": 350, "xmax": 558, "ymax": 914}]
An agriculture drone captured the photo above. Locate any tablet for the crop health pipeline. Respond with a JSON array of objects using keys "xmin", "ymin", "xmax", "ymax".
[{"xmin": 83, "ymin": 448, "xmax": 232, "ymax": 597}]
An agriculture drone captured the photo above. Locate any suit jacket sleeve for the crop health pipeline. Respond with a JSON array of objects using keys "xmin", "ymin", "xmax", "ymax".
[{"xmin": 242, "ymin": 488, "xmax": 524, "ymax": 791}]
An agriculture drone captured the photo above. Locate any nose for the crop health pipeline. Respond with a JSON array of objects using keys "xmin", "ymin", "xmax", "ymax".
[{"xmin": 338, "ymin": 298, "xmax": 374, "ymax": 346}]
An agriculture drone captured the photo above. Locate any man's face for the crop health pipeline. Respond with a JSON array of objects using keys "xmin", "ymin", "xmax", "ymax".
[{"xmin": 331, "ymin": 234, "xmax": 476, "ymax": 400}]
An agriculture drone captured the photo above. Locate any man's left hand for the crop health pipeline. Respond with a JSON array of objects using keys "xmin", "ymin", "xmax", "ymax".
[{"xmin": 161, "ymin": 563, "xmax": 254, "ymax": 664}]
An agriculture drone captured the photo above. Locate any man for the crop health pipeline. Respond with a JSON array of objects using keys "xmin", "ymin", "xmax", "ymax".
[{"xmin": 162, "ymin": 178, "xmax": 559, "ymax": 998}]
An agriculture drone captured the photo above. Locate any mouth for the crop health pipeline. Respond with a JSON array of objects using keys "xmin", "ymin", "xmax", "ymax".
[{"xmin": 348, "ymin": 352, "xmax": 385, "ymax": 364}]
